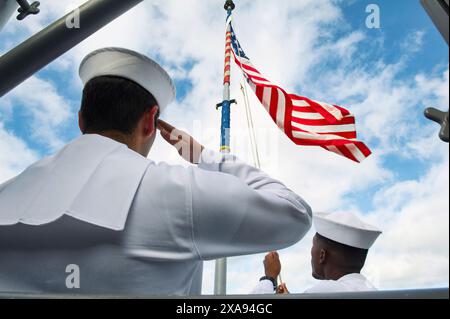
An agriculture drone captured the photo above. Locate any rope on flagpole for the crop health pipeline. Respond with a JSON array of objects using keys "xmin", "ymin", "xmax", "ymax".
[
  {"xmin": 232, "ymin": 16, "xmax": 261, "ymax": 169},
  {"xmin": 232, "ymin": 17, "xmax": 284, "ymax": 288},
  {"xmin": 214, "ymin": 0, "xmax": 237, "ymax": 296},
  {"xmin": 241, "ymin": 83, "xmax": 261, "ymax": 168}
]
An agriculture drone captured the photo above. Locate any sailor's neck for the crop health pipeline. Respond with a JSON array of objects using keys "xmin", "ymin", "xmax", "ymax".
[
  {"xmin": 324, "ymin": 269, "xmax": 360, "ymax": 281},
  {"xmin": 89, "ymin": 131, "xmax": 139, "ymax": 152}
]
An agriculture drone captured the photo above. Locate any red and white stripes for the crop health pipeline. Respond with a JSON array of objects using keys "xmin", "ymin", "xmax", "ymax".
[
  {"xmin": 224, "ymin": 31, "xmax": 232, "ymax": 85},
  {"xmin": 229, "ymin": 23, "xmax": 372, "ymax": 163}
]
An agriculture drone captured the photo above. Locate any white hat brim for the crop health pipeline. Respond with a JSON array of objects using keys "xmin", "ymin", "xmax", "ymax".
[
  {"xmin": 314, "ymin": 212, "xmax": 382, "ymax": 249},
  {"xmin": 79, "ymin": 47, "xmax": 176, "ymax": 112}
]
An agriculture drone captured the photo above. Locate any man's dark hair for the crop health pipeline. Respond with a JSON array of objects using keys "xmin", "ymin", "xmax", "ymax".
[
  {"xmin": 80, "ymin": 76, "xmax": 158, "ymax": 134},
  {"xmin": 316, "ymin": 233, "xmax": 369, "ymax": 273}
]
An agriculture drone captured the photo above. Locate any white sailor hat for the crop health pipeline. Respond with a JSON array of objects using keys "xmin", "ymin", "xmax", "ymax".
[
  {"xmin": 79, "ymin": 47, "xmax": 176, "ymax": 112},
  {"xmin": 314, "ymin": 212, "xmax": 382, "ymax": 250}
]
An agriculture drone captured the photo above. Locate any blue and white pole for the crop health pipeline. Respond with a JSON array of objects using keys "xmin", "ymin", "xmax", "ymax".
[{"xmin": 214, "ymin": 0, "xmax": 236, "ymax": 295}]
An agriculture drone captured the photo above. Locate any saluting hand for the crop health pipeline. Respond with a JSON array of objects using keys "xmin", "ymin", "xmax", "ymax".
[{"xmin": 158, "ymin": 119, "xmax": 205, "ymax": 164}]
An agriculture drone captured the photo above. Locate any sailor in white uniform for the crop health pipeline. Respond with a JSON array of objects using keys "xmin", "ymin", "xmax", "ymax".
[
  {"xmin": 0, "ymin": 48, "xmax": 312, "ymax": 296},
  {"xmin": 252, "ymin": 211, "xmax": 381, "ymax": 294}
]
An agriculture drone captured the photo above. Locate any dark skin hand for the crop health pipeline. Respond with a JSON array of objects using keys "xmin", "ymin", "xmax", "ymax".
[
  {"xmin": 277, "ymin": 283, "xmax": 290, "ymax": 294},
  {"xmin": 264, "ymin": 251, "xmax": 281, "ymax": 279},
  {"xmin": 263, "ymin": 252, "xmax": 291, "ymax": 294},
  {"xmin": 157, "ymin": 119, "xmax": 205, "ymax": 164}
]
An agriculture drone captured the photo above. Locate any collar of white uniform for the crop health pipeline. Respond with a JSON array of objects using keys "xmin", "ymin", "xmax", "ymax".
[
  {"xmin": 338, "ymin": 273, "xmax": 368, "ymax": 282},
  {"xmin": 0, "ymin": 134, "xmax": 152, "ymax": 231}
]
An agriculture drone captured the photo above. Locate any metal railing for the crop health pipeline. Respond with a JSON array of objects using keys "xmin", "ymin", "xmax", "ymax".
[
  {"xmin": 0, "ymin": 288, "xmax": 448, "ymax": 299},
  {"xmin": 0, "ymin": 0, "xmax": 144, "ymax": 97}
]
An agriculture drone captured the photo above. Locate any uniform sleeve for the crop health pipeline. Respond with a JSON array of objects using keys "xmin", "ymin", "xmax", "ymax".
[
  {"xmin": 190, "ymin": 149, "xmax": 312, "ymax": 260},
  {"xmin": 303, "ymin": 281, "xmax": 343, "ymax": 293},
  {"xmin": 0, "ymin": 176, "xmax": 17, "ymax": 194},
  {"xmin": 250, "ymin": 280, "xmax": 275, "ymax": 295}
]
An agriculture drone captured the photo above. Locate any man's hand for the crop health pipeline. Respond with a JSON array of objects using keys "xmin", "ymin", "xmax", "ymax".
[
  {"xmin": 158, "ymin": 119, "xmax": 205, "ymax": 164},
  {"xmin": 276, "ymin": 283, "xmax": 290, "ymax": 294},
  {"xmin": 263, "ymin": 251, "xmax": 281, "ymax": 279}
]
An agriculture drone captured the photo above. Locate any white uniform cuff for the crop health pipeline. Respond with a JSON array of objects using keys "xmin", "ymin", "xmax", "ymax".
[
  {"xmin": 252, "ymin": 280, "xmax": 276, "ymax": 294},
  {"xmin": 198, "ymin": 149, "xmax": 223, "ymax": 171}
]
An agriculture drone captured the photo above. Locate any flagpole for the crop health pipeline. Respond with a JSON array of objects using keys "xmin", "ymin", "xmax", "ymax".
[{"xmin": 214, "ymin": 0, "xmax": 236, "ymax": 295}]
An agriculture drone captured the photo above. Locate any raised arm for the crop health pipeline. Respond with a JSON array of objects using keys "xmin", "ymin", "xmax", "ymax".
[{"xmin": 158, "ymin": 120, "xmax": 312, "ymax": 260}]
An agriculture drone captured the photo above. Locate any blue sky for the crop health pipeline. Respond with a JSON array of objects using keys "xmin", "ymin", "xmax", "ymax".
[
  {"xmin": 1, "ymin": 0, "xmax": 447, "ymax": 157},
  {"xmin": 0, "ymin": 0, "xmax": 448, "ymax": 293},
  {"xmin": 344, "ymin": 0, "xmax": 448, "ymax": 67}
]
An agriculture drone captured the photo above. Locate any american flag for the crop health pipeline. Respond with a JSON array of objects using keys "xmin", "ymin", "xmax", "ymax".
[{"xmin": 226, "ymin": 18, "xmax": 372, "ymax": 163}]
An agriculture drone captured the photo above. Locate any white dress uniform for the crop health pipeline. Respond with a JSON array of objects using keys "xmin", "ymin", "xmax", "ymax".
[
  {"xmin": 0, "ymin": 48, "xmax": 313, "ymax": 296},
  {"xmin": 252, "ymin": 211, "xmax": 381, "ymax": 295},
  {"xmin": 303, "ymin": 273, "xmax": 376, "ymax": 293}
]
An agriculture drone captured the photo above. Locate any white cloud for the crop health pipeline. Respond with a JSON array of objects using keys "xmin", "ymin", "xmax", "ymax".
[
  {"xmin": 415, "ymin": 68, "xmax": 450, "ymax": 109},
  {"xmin": 0, "ymin": 123, "xmax": 37, "ymax": 181},
  {"xmin": 367, "ymin": 152, "xmax": 449, "ymax": 289},
  {"xmin": 401, "ymin": 30, "xmax": 426, "ymax": 54},
  {"xmin": 0, "ymin": 76, "xmax": 74, "ymax": 151},
  {"xmin": 222, "ymin": 149, "xmax": 449, "ymax": 294}
]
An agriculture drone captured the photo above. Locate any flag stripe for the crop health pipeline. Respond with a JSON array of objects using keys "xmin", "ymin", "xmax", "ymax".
[
  {"xmin": 269, "ymin": 87, "xmax": 279, "ymax": 122},
  {"xmin": 276, "ymin": 89, "xmax": 286, "ymax": 131},
  {"xmin": 325, "ymin": 145, "xmax": 345, "ymax": 157},
  {"xmin": 345, "ymin": 143, "xmax": 366, "ymax": 163},
  {"xmin": 336, "ymin": 144, "xmax": 358, "ymax": 162},
  {"xmin": 262, "ymin": 87, "xmax": 272, "ymax": 112},
  {"xmin": 292, "ymin": 111, "xmax": 324, "ymax": 120},
  {"xmin": 292, "ymin": 115, "xmax": 356, "ymax": 126},
  {"xmin": 291, "ymin": 122, "xmax": 356, "ymax": 140},
  {"xmin": 228, "ymin": 20, "xmax": 371, "ymax": 163},
  {"xmin": 291, "ymin": 121, "xmax": 356, "ymax": 134},
  {"xmin": 291, "ymin": 99, "xmax": 311, "ymax": 107}
]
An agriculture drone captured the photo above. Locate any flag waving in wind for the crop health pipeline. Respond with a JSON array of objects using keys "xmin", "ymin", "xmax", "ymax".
[{"xmin": 226, "ymin": 16, "xmax": 372, "ymax": 163}]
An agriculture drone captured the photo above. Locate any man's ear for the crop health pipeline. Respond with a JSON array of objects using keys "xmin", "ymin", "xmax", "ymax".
[
  {"xmin": 319, "ymin": 249, "xmax": 327, "ymax": 265},
  {"xmin": 78, "ymin": 111, "xmax": 85, "ymax": 134},
  {"xmin": 143, "ymin": 106, "xmax": 159, "ymax": 136}
]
